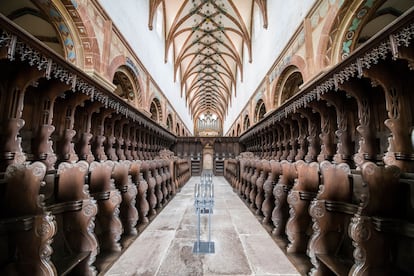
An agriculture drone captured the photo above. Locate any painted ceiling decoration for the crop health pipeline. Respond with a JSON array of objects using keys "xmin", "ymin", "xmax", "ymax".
[{"xmin": 149, "ymin": 0, "xmax": 268, "ymax": 125}]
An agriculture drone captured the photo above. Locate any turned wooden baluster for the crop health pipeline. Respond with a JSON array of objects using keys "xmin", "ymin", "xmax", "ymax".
[
  {"xmin": 272, "ymin": 160, "xmax": 297, "ymax": 236},
  {"xmin": 245, "ymin": 161, "xmax": 254, "ymax": 201},
  {"xmin": 255, "ymin": 160, "xmax": 267, "ymax": 215},
  {"xmin": 104, "ymin": 115, "xmax": 119, "ymax": 161},
  {"xmin": 114, "ymin": 118, "xmax": 127, "ymax": 161},
  {"xmin": 90, "ymin": 108, "xmax": 112, "ymax": 162},
  {"xmin": 292, "ymin": 113, "xmax": 308, "ymax": 161},
  {"xmin": 279, "ymin": 124, "xmax": 288, "ymax": 161},
  {"xmin": 249, "ymin": 160, "xmax": 260, "ymax": 209},
  {"xmin": 130, "ymin": 160, "xmax": 150, "ymax": 227},
  {"xmin": 299, "ymin": 108, "xmax": 321, "ymax": 163},
  {"xmin": 0, "ymin": 66, "xmax": 44, "ymax": 171},
  {"xmin": 239, "ymin": 159, "xmax": 247, "ymax": 196},
  {"xmin": 159, "ymin": 162, "xmax": 168, "ymax": 204},
  {"xmin": 124, "ymin": 124, "xmax": 133, "ymax": 161},
  {"xmin": 88, "ymin": 160, "xmax": 123, "ymax": 252},
  {"xmin": 340, "ymin": 81, "xmax": 378, "ymax": 168},
  {"xmin": 286, "ymin": 160, "xmax": 320, "ymax": 253},
  {"xmin": 164, "ymin": 160, "xmax": 174, "ymax": 196},
  {"xmin": 54, "ymin": 93, "xmax": 89, "ymax": 164},
  {"xmin": 130, "ymin": 126, "xmax": 139, "ymax": 160},
  {"xmin": 151, "ymin": 160, "xmax": 164, "ymax": 208},
  {"xmin": 262, "ymin": 160, "xmax": 281, "ymax": 225},
  {"xmin": 310, "ymin": 101, "xmax": 337, "ymax": 163},
  {"xmin": 74, "ymin": 102, "xmax": 101, "ymax": 163},
  {"xmin": 29, "ymin": 81, "xmax": 73, "ymax": 170},
  {"xmin": 322, "ymin": 92, "xmax": 356, "ymax": 165},
  {"xmin": 137, "ymin": 171, "xmax": 150, "ymax": 225},
  {"xmin": 142, "ymin": 161, "xmax": 157, "ymax": 216},
  {"xmin": 112, "ymin": 160, "xmax": 138, "ymax": 235}
]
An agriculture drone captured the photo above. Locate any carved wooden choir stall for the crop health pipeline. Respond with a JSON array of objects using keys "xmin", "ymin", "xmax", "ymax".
[{"xmin": 225, "ymin": 9, "xmax": 414, "ymax": 276}]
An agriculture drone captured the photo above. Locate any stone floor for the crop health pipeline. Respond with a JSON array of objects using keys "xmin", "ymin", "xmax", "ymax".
[{"xmin": 104, "ymin": 176, "xmax": 300, "ymax": 276}]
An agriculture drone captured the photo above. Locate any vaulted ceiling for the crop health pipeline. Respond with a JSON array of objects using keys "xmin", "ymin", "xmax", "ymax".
[{"xmin": 149, "ymin": 0, "xmax": 268, "ymax": 124}]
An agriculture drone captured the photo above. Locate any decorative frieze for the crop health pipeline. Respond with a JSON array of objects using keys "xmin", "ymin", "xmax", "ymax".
[
  {"xmin": 241, "ymin": 21, "xmax": 414, "ymax": 141},
  {"xmin": 0, "ymin": 27, "xmax": 176, "ymax": 141}
]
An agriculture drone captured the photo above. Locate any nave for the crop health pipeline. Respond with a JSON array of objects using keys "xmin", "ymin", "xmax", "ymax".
[{"xmin": 105, "ymin": 176, "xmax": 299, "ymax": 276}]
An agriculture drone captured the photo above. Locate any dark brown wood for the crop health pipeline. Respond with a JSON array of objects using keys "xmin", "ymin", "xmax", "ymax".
[
  {"xmin": 0, "ymin": 162, "xmax": 56, "ymax": 275},
  {"xmin": 47, "ymin": 161, "xmax": 98, "ymax": 276},
  {"xmin": 89, "ymin": 160, "xmax": 123, "ymax": 252},
  {"xmin": 112, "ymin": 160, "xmax": 138, "ymax": 236},
  {"xmin": 272, "ymin": 160, "xmax": 297, "ymax": 236},
  {"xmin": 308, "ymin": 161, "xmax": 355, "ymax": 276},
  {"xmin": 286, "ymin": 160, "xmax": 319, "ymax": 253}
]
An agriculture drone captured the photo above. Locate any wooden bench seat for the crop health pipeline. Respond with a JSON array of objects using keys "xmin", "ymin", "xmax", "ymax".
[
  {"xmin": 0, "ymin": 161, "xmax": 56, "ymax": 276},
  {"xmin": 308, "ymin": 161, "xmax": 362, "ymax": 276},
  {"xmin": 349, "ymin": 162, "xmax": 414, "ymax": 275},
  {"xmin": 46, "ymin": 161, "xmax": 98, "ymax": 276}
]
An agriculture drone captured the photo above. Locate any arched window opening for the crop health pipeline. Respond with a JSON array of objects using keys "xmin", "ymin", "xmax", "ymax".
[
  {"xmin": 176, "ymin": 123, "xmax": 180, "ymax": 135},
  {"xmin": 113, "ymin": 68, "xmax": 141, "ymax": 104},
  {"xmin": 279, "ymin": 71, "xmax": 303, "ymax": 105},
  {"xmin": 357, "ymin": 0, "xmax": 413, "ymax": 48},
  {"xmin": 243, "ymin": 115, "xmax": 250, "ymax": 131},
  {"xmin": 0, "ymin": 1, "xmax": 65, "ymax": 57},
  {"xmin": 254, "ymin": 99, "xmax": 266, "ymax": 123},
  {"xmin": 166, "ymin": 114, "xmax": 173, "ymax": 132}
]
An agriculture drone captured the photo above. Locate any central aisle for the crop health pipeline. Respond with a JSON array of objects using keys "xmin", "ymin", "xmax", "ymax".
[{"xmin": 105, "ymin": 177, "xmax": 299, "ymax": 276}]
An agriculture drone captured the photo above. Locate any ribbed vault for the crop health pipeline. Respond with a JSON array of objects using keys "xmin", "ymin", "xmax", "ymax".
[{"xmin": 149, "ymin": 0, "xmax": 267, "ymax": 133}]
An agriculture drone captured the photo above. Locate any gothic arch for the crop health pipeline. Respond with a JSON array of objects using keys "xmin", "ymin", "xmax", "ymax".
[
  {"xmin": 176, "ymin": 122, "xmax": 180, "ymax": 136},
  {"xmin": 0, "ymin": 0, "xmax": 82, "ymax": 65},
  {"xmin": 274, "ymin": 65, "xmax": 304, "ymax": 107},
  {"xmin": 254, "ymin": 99, "xmax": 266, "ymax": 123},
  {"xmin": 112, "ymin": 64, "xmax": 143, "ymax": 108},
  {"xmin": 236, "ymin": 123, "xmax": 241, "ymax": 136},
  {"xmin": 166, "ymin": 113, "xmax": 173, "ymax": 132},
  {"xmin": 329, "ymin": 0, "xmax": 413, "ymax": 63},
  {"xmin": 150, "ymin": 97, "xmax": 162, "ymax": 123},
  {"xmin": 243, "ymin": 114, "xmax": 250, "ymax": 131},
  {"xmin": 315, "ymin": 1, "xmax": 343, "ymax": 69}
]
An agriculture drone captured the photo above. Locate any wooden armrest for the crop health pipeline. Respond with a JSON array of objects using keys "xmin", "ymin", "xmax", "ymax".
[
  {"xmin": 54, "ymin": 251, "xmax": 90, "ymax": 276},
  {"xmin": 316, "ymin": 253, "xmax": 352, "ymax": 276},
  {"xmin": 46, "ymin": 200, "xmax": 83, "ymax": 215},
  {"xmin": 372, "ymin": 217, "xmax": 414, "ymax": 238},
  {"xmin": 91, "ymin": 191, "xmax": 110, "ymax": 201},
  {"xmin": 0, "ymin": 215, "xmax": 34, "ymax": 233},
  {"xmin": 325, "ymin": 200, "xmax": 359, "ymax": 215},
  {"xmin": 299, "ymin": 191, "xmax": 317, "ymax": 201}
]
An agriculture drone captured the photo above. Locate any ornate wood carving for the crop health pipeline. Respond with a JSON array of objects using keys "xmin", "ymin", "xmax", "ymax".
[
  {"xmin": 1, "ymin": 161, "xmax": 56, "ymax": 275},
  {"xmin": 286, "ymin": 160, "xmax": 319, "ymax": 253},
  {"xmin": 272, "ymin": 160, "xmax": 297, "ymax": 236},
  {"xmin": 349, "ymin": 161, "xmax": 401, "ymax": 275},
  {"xmin": 308, "ymin": 161, "xmax": 353, "ymax": 276},
  {"xmin": 88, "ymin": 160, "xmax": 122, "ymax": 252},
  {"xmin": 112, "ymin": 160, "xmax": 138, "ymax": 235}
]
